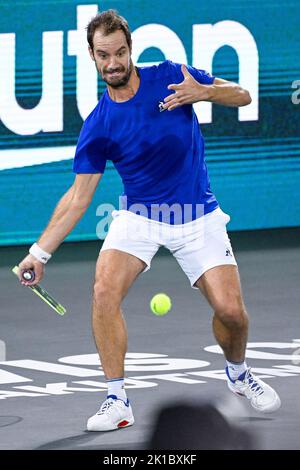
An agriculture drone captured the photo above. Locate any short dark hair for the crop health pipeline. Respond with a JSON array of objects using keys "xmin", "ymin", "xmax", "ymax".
[{"xmin": 87, "ymin": 9, "xmax": 132, "ymax": 51}]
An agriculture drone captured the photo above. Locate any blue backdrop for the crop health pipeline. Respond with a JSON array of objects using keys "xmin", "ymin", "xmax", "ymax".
[{"xmin": 0, "ymin": 0, "xmax": 299, "ymax": 245}]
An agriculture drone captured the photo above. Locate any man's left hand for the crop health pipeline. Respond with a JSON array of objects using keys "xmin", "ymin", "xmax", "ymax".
[{"xmin": 163, "ymin": 64, "xmax": 212, "ymax": 111}]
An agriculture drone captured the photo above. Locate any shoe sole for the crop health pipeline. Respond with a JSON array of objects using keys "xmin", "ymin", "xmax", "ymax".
[{"xmin": 87, "ymin": 417, "xmax": 135, "ymax": 432}]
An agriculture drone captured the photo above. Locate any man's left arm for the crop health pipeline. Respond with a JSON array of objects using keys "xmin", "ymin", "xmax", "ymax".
[
  {"xmin": 163, "ymin": 64, "xmax": 251, "ymax": 111},
  {"xmin": 208, "ymin": 77, "xmax": 252, "ymax": 107}
]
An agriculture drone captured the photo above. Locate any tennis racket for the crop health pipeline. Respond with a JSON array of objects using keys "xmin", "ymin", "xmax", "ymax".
[{"xmin": 12, "ymin": 266, "xmax": 66, "ymax": 316}]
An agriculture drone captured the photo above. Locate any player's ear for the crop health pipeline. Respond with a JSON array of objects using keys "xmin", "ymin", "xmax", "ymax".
[{"xmin": 88, "ymin": 46, "xmax": 95, "ymax": 61}]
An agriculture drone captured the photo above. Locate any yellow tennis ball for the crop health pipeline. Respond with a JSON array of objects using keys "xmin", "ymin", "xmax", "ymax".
[{"xmin": 150, "ymin": 293, "xmax": 172, "ymax": 316}]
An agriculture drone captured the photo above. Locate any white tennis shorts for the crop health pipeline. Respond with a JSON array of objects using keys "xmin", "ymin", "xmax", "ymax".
[{"xmin": 101, "ymin": 207, "xmax": 237, "ymax": 288}]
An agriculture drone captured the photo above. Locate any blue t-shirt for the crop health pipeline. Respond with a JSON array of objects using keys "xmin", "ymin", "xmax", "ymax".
[{"xmin": 73, "ymin": 60, "xmax": 219, "ymax": 224}]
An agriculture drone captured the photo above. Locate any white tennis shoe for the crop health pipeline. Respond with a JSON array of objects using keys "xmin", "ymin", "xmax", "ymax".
[
  {"xmin": 87, "ymin": 395, "xmax": 135, "ymax": 431},
  {"xmin": 226, "ymin": 367, "xmax": 281, "ymax": 413}
]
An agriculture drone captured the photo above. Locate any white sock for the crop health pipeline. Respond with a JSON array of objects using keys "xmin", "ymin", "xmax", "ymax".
[
  {"xmin": 107, "ymin": 377, "xmax": 127, "ymax": 402},
  {"xmin": 226, "ymin": 360, "xmax": 247, "ymax": 381}
]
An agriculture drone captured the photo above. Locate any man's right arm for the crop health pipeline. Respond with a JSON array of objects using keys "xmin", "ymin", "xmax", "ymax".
[{"xmin": 18, "ymin": 173, "xmax": 102, "ymax": 285}]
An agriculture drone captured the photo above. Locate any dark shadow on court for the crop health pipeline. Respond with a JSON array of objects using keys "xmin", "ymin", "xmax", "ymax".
[
  {"xmin": 147, "ymin": 401, "xmax": 258, "ymax": 450},
  {"xmin": 35, "ymin": 432, "xmax": 147, "ymax": 450},
  {"xmin": 0, "ymin": 416, "xmax": 23, "ymax": 428}
]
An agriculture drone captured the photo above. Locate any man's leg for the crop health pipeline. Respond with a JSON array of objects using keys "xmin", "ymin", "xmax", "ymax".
[
  {"xmin": 194, "ymin": 265, "xmax": 248, "ymax": 363},
  {"xmin": 93, "ymin": 248, "xmax": 146, "ymax": 379},
  {"xmin": 87, "ymin": 248, "xmax": 146, "ymax": 431},
  {"xmin": 195, "ymin": 264, "xmax": 281, "ymax": 413}
]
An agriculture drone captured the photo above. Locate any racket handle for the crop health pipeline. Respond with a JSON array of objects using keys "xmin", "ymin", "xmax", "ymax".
[{"xmin": 21, "ymin": 269, "xmax": 36, "ymax": 282}]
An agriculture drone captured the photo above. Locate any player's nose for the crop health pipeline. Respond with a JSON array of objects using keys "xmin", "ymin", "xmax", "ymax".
[{"xmin": 107, "ymin": 56, "xmax": 119, "ymax": 69}]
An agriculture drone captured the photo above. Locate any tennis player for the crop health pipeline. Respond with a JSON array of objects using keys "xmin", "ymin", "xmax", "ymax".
[{"xmin": 18, "ymin": 10, "xmax": 281, "ymax": 431}]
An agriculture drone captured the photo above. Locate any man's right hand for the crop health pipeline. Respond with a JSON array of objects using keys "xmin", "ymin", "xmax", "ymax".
[{"xmin": 18, "ymin": 254, "xmax": 44, "ymax": 286}]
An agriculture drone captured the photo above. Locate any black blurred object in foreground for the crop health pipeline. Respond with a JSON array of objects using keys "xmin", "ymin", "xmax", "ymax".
[{"xmin": 148, "ymin": 402, "xmax": 257, "ymax": 450}]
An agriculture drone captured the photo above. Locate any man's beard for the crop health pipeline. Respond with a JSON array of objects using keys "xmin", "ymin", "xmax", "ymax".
[{"xmin": 100, "ymin": 61, "xmax": 133, "ymax": 88}]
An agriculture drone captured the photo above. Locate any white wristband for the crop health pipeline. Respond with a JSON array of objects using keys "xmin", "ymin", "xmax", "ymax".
[{"xmin": 29, "ymin": 243, "xmax": 52, "ymax": 264}]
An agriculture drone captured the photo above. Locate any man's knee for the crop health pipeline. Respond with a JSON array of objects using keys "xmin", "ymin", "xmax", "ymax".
[
  {"xmin": 215, "ymin": 300, "xmax": 248, "ymax": 328},
  {"xmin": 93, "ymin": 278, "xmax": 121, "ymax": 311}
]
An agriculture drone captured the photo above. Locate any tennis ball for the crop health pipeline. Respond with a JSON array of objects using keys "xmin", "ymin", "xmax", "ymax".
[{"xmin": 150, "ymin": 293, "xmax": 172, "ymax": 316}]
